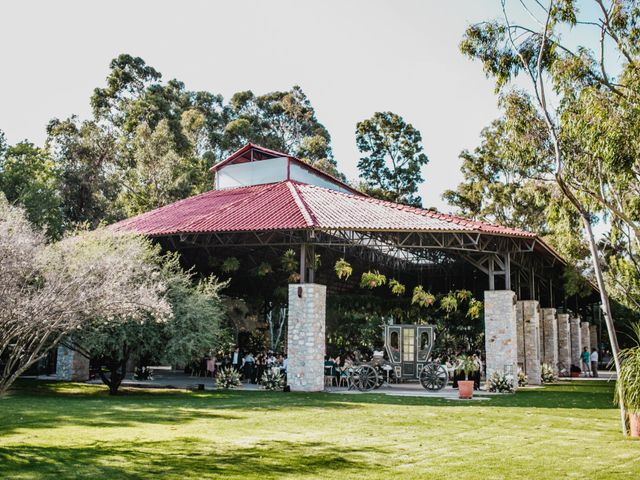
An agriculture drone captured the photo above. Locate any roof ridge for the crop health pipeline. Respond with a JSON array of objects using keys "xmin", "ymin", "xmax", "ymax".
[{"xmin": 287, "ymin": 181, "xmax": 315, "ymax": 227}]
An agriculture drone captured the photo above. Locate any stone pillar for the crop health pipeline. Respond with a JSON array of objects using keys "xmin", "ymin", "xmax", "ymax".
[
  {"xmin": 484, "ymin": 290, "xmax": 518, "ymax": 383},
  {"xmin": 589, "ymin": 324, "xmax": 598, "ymax": 351},
  {"xmin": 581, "ymin": 322, "xmax": 591, "ymax": 359},
  {"xmin": 557, "ymin": 313, "xmax": 571, "ymax": 376},
  {"xmin": 287, "ymin": 283, "xmax": 326, "ymax": 392},
  {"xmin": 570, "ymin": 317, "xmax": 582, "ymax": 366},
  {"xmin": 56, "ymin": 345, "xmax": 89, "ymax": 381},
  {"xmin": 541, "ymin": 308, "xmax": 559, "ymax": 375},
  {"xmin": 521, "ymin": 300, "xmax": 541, "ymax": 385},
  {"xmin": 538, "ymin": 305, "xmax": 544, "ymax": 362},
  {"xmin": 516, "ymin": 301, "xmax": 525, "ymax": 370}
]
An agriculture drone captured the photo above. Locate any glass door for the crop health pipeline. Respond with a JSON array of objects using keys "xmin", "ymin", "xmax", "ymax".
[{"xmin": 401, "ymin": 327, "xmax": 416, "ymax": 377}]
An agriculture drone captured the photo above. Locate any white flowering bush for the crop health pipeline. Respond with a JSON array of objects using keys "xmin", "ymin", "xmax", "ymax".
[
  {"xmin": 541, "ymin": 363, "xmax": 556, "ymax": 383},
  {"xmin": 517, "ymin": 369, "xmax": 528, "ymax": 387},
  {"xmin": 261, "ymin": 369, "xmax": 285, "ymax": 391},
  {"xmin": 487, "ymin": 371, "xmax": 515, "ymax": 393},
  {"xmin": 215, "ymin": 367, "xmax": 242, "ymax": 389}
]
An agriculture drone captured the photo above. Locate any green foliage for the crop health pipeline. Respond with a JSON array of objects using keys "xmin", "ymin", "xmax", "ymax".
[
  {"xmin": 454, "ymin": 354, "xmax": 479, "ymax": 378},
  {"xmin": 0, "ymin": 141, "xmax": 64, "ymax": 239},
  {"xmin": 356, "ymin": 111, "xmax": 429, "ymax": 206},
  {"xmin": 466, "ymin": 299, "xmax": 483, "ymax": 320},
  {"xmin": 281, "ymin": 249, "xmax": 298, "ymax": 273},
  {"xmin": 256, "ymin": 262, "xmax": 272, "ymax": 277},
  {"xmin": 517, "ymin": 369, "xmax": 528, "ymax": 387},
  {"xmin": 388, "ymin": 279, "xmax": 406, "ymax": 296},
  {"xmin": 616, "ymin": 323, "xmax": 640, "ymax": 413},
  {"xmin": 221, "ymin": 257, "xmax": 240, "ymax": 273},
  {"xmin": 334, "ymin": 258, "xmax": 352, "ymax": 280},
  {"xmin": 411, "ymin": 286, "xmax": 435, "ymax": 308},
  {"xmin": 215, "ymin": 367, "xmax": 242, "ymax": 389},
  {"xmin": 359, "ymin": 270, "xmax": 386, "ymax": 289},
  {"xmin": 439, "ymin": 293, "xmax": 458, "ymax": 313},
  {"xmin": 541, "ymin": 364, "xmax": 556, "ymax": 384},
  {"xmin": 261, "ymin": 369, "xmax": 285, "ymax": 391},
  {"xmin": 487, "ymin": 371, "xmax": 515, "ymax": 393}
]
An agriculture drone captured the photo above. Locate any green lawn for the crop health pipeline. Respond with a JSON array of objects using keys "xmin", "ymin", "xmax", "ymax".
[{"xmin": 0, "ymin": 380, "xmax": 638, "ymax": 479}]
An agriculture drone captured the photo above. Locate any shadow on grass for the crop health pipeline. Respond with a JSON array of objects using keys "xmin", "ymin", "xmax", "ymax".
[{"xmin": 0, "ymin": 438, "xmax": 384, "ymax": 479}]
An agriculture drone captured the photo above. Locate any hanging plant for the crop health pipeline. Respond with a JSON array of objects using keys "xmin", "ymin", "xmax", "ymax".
[
  {"xmin": 257, "ymin": 262, "xmax": 272, "ymax": 277},
  {"xmin": 221, "ymin": 257, "xmax": 240, "ymax": 273},
  {"xmin": 389, "ymin": 279, "xmax": 406, "ymax": 296},
  {"xmin": 360, "ymin": 270, "xmax": 386, "ymax": 289},
  {"xmin": 288, "ymin": 272, "xmax": 301, "ymax": 283},
  {"xmin": 313, "ymin": 254, "xmax": 321, "ymax": 270},
  {"xmin": 412, "ymin": 285, "xmax": 435, "ymax": 307},
  {"xmin": 440, "ymin": 293, "xmax": 459, "ymax": 313},
  {"xmin": 281, "ymin": 249, "xmax": 299, "ymax": 273},
  {"xmin": 466, "ymin": 299, "xmax": 483, "ymax": 319},
  {"xmin": 455, "ymin": 289, "xmax": 473, "ymax": 301},
  {"xmin": 334, "ymin": 258, "xmax": 353, "ymax": 280}
]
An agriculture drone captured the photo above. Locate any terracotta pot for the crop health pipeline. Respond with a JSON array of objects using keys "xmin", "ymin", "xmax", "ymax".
[
  {"xmin": 458, "ymin": 380, "xmax": 474, "ymax": 399},
  {"xmin": 629, "ymin": 413, "xmax": 640, "ymax": 437}
]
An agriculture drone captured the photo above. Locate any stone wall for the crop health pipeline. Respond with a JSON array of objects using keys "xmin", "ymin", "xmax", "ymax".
[
  {"xmin": 570, "ymin": 317, "xmax": 582, "ymax": 366},
  {"xmin": 56, "ymin": 345, "xmax": 89, "ymax": 381},
  {"xmin": 516, "ymin": 301, "xmax": 525, "ymax": 370},
  {"xmin": 484, "ymin": 290, "xmax": 518, "ymax": 383},
  {"xmin": 541, "ymin": 308, "xmax": 559, "ymax": 375},
  {"xmin": 521, "ymin": 300, "xmax": 541, "ymax": 385},
  {"xmin": 581, "ymin": 322, "xmax": 591, "ymax": 358},
  {"xmin": 556, "ymin": 313, "xmax": 571, "ymax": 376},
  {"xmin": 589, "ymin": 324, "xmax": 598, "ymax": 351},
  {"xmin": 287, "ymin": 283, "xmax": 326, "ymax": 392}
]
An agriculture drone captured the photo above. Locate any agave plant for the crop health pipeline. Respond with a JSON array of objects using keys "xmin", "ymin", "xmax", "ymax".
[
  {"xmin": 389, "ymin": 279, "xmax": 406, "ymax": 296},
  {"xmin": 281, "ymin": 249, "xmax": 299, "ymax": 273},
  {"xmin": 411, "ymin": 285, "xmax": 435, "ymax": 308},
  {"xmin": 334, "ymin": 258, "xmax": 352, "ymax": 280}
]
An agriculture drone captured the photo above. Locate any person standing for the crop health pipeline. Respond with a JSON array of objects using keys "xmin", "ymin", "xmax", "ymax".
[
  {"xmin": 581, "ymin": 347, "xmax": 591, "ymax": 377},
  {"xmin": 231, "ymin": 347, "xmax": 241, "ymax": 372},
  {"xmin": 590, "ymin": 348, "xmax": 599, "ymax": 378}
]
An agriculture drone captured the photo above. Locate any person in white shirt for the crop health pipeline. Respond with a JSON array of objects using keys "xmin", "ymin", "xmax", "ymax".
[{"xmin": 590, "ymin": 349, "xmax": 599, "ymax": 378}]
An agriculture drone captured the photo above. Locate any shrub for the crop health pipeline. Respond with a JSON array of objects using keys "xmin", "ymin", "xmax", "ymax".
[
  {"xmin": 487, "ymin": 371, "xmax": 515, "ymax": 393},
  {"xmin": 215, "ymin": 367, "xmax": 242, "ymax": 389},
  {"xmin": 541, "ymin": 363, "xmax": 556, "ymax": 383},
  {"xmin": 261, "ymin": 369, "xmax": 285, "ymax": 391},
  {"xmin": 517, "ymin": 369, "xmax": 528, "ymax": 387}
]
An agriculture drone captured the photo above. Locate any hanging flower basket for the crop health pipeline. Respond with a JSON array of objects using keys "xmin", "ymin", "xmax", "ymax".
[
  {"xmin": 221, "ymin": 257, "xmax": 240, "ymax": 273},
  {"xmin": 334, "ymin": 258, "xmax": 352, "ymax": 280},
  {"xmin": 360, "ymin": 271, "xmax": 386, "ymax": 289},
  {"xmin": 466, "ymin": 298, "xmax": 483, "ymax": 319},
  {"xmin": 389, "ymin": 279, "xmax": 406, "ymax": 296},
  {"xmin": 412, "ymin": 285, "xmax": 435, "ymax": 307},
  {"xmin": 439, "ymin": 293, "xmax": 458, "ymax": 313}
]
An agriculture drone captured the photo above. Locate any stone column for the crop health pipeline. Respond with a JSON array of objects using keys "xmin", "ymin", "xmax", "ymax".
[
  {"xmin": 541, "ymin": 308, "xmax": 559, "ymax": 375},
  {"xmin": 484, "ymin": 290, "xmax": 518, "ymax": 384},
  {"xmin": 589, "ymin": 324, "xmax": 598, "ymax": 351},
  {"xmin": 516, "ymin": 301, "xmax": 525, "ymax": 370},
  {"xmin": 521, "ymin": 300, "xmax": 541, "ymax": 385},
  {"xmin": 287, "ymin": 283, "xmax": 326, "ymax": 392},
  {"xmin": 581, "ymin": 322, "xmax": 591, "ymax": 358},
  {"xmin": 557, "ymin": 313, "xmax": 571, "ymax": 376},
  {"xmin": 56, "ymin": 345, "xmax": 89, "ymax": 381},
  {"xmin": 570, "ymin": 317, "xmax": 582, "ymax": 366}
]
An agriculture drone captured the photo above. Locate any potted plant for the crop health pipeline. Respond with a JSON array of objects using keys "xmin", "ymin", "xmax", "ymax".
[
  {"xmin": 389, "ymin": 279, "xmax": 406, "ymax": 296},
  {"xmin": 281, "ymin": 249, "xmax": 298, "ymax": 273},
  {"xmin": 411, "ymin": 285, "xmax": 436, "ymax": 308},
  {"xmin": 257, "ymin": 262, "xmax": 272, "ymax": 277},
  {"xmin": 616, "ymin": 323, "xmax": 640, "ymax": 436},
  {"xmin": 454, "ymin": 354, "xmax": 478, "ymax": 399},
  {"xmin": 334, "ymin": 258, "xmax": 352, "ymax": 280},
  {"xmin": 221, "ymin": 257, "xmax": 240, "ymax": 273},
  {"xmin": 359, "ymin": 270, "xmax": 386, "ymax": 289}
]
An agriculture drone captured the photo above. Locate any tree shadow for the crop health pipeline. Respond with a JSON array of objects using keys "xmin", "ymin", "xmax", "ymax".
[{"xmin": 0, "ymin": 439, "xmax": 386, "ymax": 479}]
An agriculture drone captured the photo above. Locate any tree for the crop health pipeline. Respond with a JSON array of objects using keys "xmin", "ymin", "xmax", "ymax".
[
  {"xmin": 0, "ymin": 141, "xmax": 64, "ymax": 239},
  {"xmin": 460, "ymin": 0, "xmax": 640, "ymax": 434},
  {"xmin": 356, "ymin": 112, "xmax": 429, "ymax": 206},
  {"xmin": 72, "ymin": 254, "xmax": 228, "ymax": 395},
  {"xmin": 0, "ymin": 196, "xmax": 169, "ymax": 396}
]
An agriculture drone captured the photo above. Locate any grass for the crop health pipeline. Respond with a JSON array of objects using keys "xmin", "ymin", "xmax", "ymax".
[{"xmin": 0, "ymin": 380, "xmax": 638, "ymax": 479}]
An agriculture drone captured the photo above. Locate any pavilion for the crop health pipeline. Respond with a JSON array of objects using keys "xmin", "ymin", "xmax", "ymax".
[{"xmin": 105, "ymin": 143, "xmax": 600, "ymax": 391}]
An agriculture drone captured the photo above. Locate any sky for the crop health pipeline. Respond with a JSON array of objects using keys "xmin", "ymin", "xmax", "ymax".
[{"xmin": 0, "ymin": 0, "xmax": 602, "ymax": 212}]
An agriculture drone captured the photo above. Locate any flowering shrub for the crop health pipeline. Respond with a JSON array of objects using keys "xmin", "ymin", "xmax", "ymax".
[
  {"xmin": 517, "ymin": 369, "xmax": 528, "ymax": 387},
  {"xmin": 215, "ymin": 367, "xmax": 242, "ymax": 389},
  {"xmin": 261, "ymin": 369, "xmax": 285, "ymax": 391},
  {"xmin": 487, "ymin": 371, "xmax": 515, "ymax": 393},
  {"xmin": 541, "ymin": 363, "xmax": 556, "ymax": 383}
]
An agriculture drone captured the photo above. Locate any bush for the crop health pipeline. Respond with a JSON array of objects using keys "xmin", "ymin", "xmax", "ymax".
[
  {"xmin": 215, "ymin": 367, "xmax": 242, "ymax": 389},
  {"xmin": 541, "ymin": 363, "xmax": 556, "ymax": 383},
  {"xmin": 261, "ymin": 369, "xmax": 285, "ymax": 391},
  {"xmin": 487, "ymin": 371, "xmax": 515, "ymax": 393},
  {"xmin": 133, "ymin": 366, "xmax": 154, "ymax": 381},
  {"xmin": 517, "ymin": 369, "xmax": 528, "ymax": 387}
]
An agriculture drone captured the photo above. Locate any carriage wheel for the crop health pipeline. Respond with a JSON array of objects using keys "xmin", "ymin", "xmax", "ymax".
[
  {"xmin": 420, "ymin": 363, "xmax": 448, "ymax": 391},
  {"xmin": 355, "ymin": 365, "xmax": 379, "ymax": 391}
]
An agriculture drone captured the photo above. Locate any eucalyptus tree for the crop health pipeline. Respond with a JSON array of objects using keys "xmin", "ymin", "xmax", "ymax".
[
  {"xmin": 356, "ymin": 111, "xmax": 429, "ymax": 207},
  {"xmin": 460, "ymin": 0, "xmax": 640, "ymax": 433}
]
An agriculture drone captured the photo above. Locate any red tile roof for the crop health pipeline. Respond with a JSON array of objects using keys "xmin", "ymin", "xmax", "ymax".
[{"xmin": 110, "ymin": 180, "xmax": 537, "ymax": 239}]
